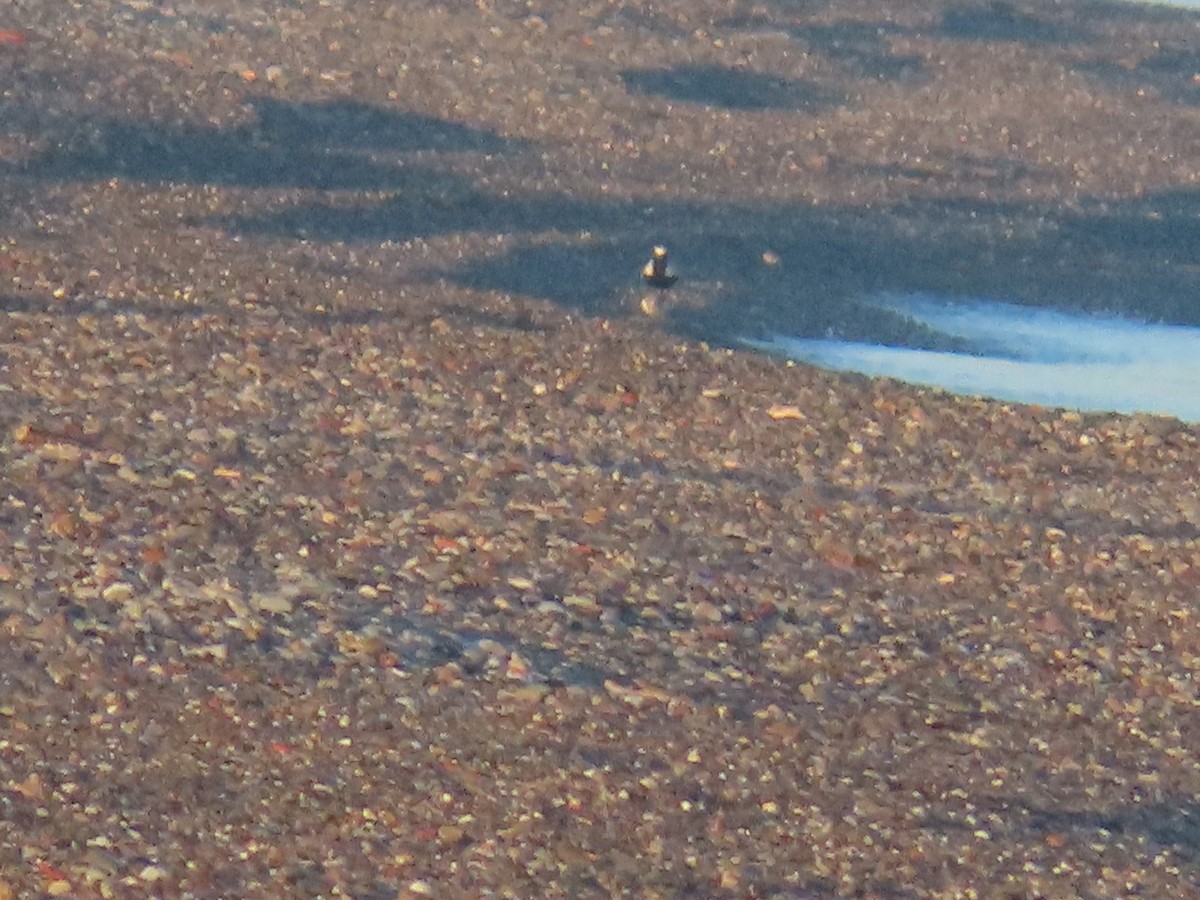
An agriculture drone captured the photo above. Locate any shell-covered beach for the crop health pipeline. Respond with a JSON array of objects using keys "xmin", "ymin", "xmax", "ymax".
[{"xmin": 4, "ymin": 1, "xmax": 1200, "ymax": 896}]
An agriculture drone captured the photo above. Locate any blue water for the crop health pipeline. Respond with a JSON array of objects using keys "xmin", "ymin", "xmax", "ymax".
[{"xmin": 746, "ymin": 294, "xmax": 1200, "ymax": 422}]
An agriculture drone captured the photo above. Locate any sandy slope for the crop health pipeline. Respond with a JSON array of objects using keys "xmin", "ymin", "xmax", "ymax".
[{"xmin": 2, "ymin": 1, "xmax": 1200, "ymax": 896}]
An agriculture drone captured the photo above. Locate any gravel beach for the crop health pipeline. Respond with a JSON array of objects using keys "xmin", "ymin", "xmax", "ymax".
[{"xmin": 5, "ymin": 0, "xmax": 1200, "ymax": 896}]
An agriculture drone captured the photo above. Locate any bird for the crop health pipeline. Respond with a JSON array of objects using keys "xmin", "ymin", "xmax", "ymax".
[{"xmin": 641, "ymin": 245, "xmax": 677, "ymax": 288}]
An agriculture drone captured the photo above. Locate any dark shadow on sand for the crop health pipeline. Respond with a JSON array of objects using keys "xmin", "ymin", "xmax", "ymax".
[
  {"xmin": 1073, "ymin": 46, "xmax": 1200, "ymax": 107},
  {"xmin": 10, "ymin": 96, "xmax": 518, "ymax": 189},
  {"xmin": 10, "ymin": 88, "xmax": 1200, "ymax": 354},
  {"xmin": 620, "ymin": 65, "xmax": 842, "ymax": 111},
  {"xmin": 937, "ymin": 3, "xmax": 1081, "ymax": 45},
  {"xmin": 936, "ymin": 0, "xmax": 1200, "ymax": 107},
  {"xmin": 1023, "ymin": 798, "xmax": 1200, "ymax": 861}
]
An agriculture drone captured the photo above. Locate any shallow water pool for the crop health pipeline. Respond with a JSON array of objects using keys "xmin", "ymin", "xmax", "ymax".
[{"xmin": 746, "ymin": 294, "xmax": 1200, "ymax": 422}]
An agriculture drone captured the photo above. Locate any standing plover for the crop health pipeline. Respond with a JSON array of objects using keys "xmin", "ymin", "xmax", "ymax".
[{"xmin": 641, "ymin": 245, "xmax": 677, "ymax": 288}]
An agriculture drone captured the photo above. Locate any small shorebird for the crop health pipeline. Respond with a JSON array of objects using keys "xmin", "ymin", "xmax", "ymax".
[{"xmin": 641, "ymin": 245, "xmax": 677, "ymax": 288}]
